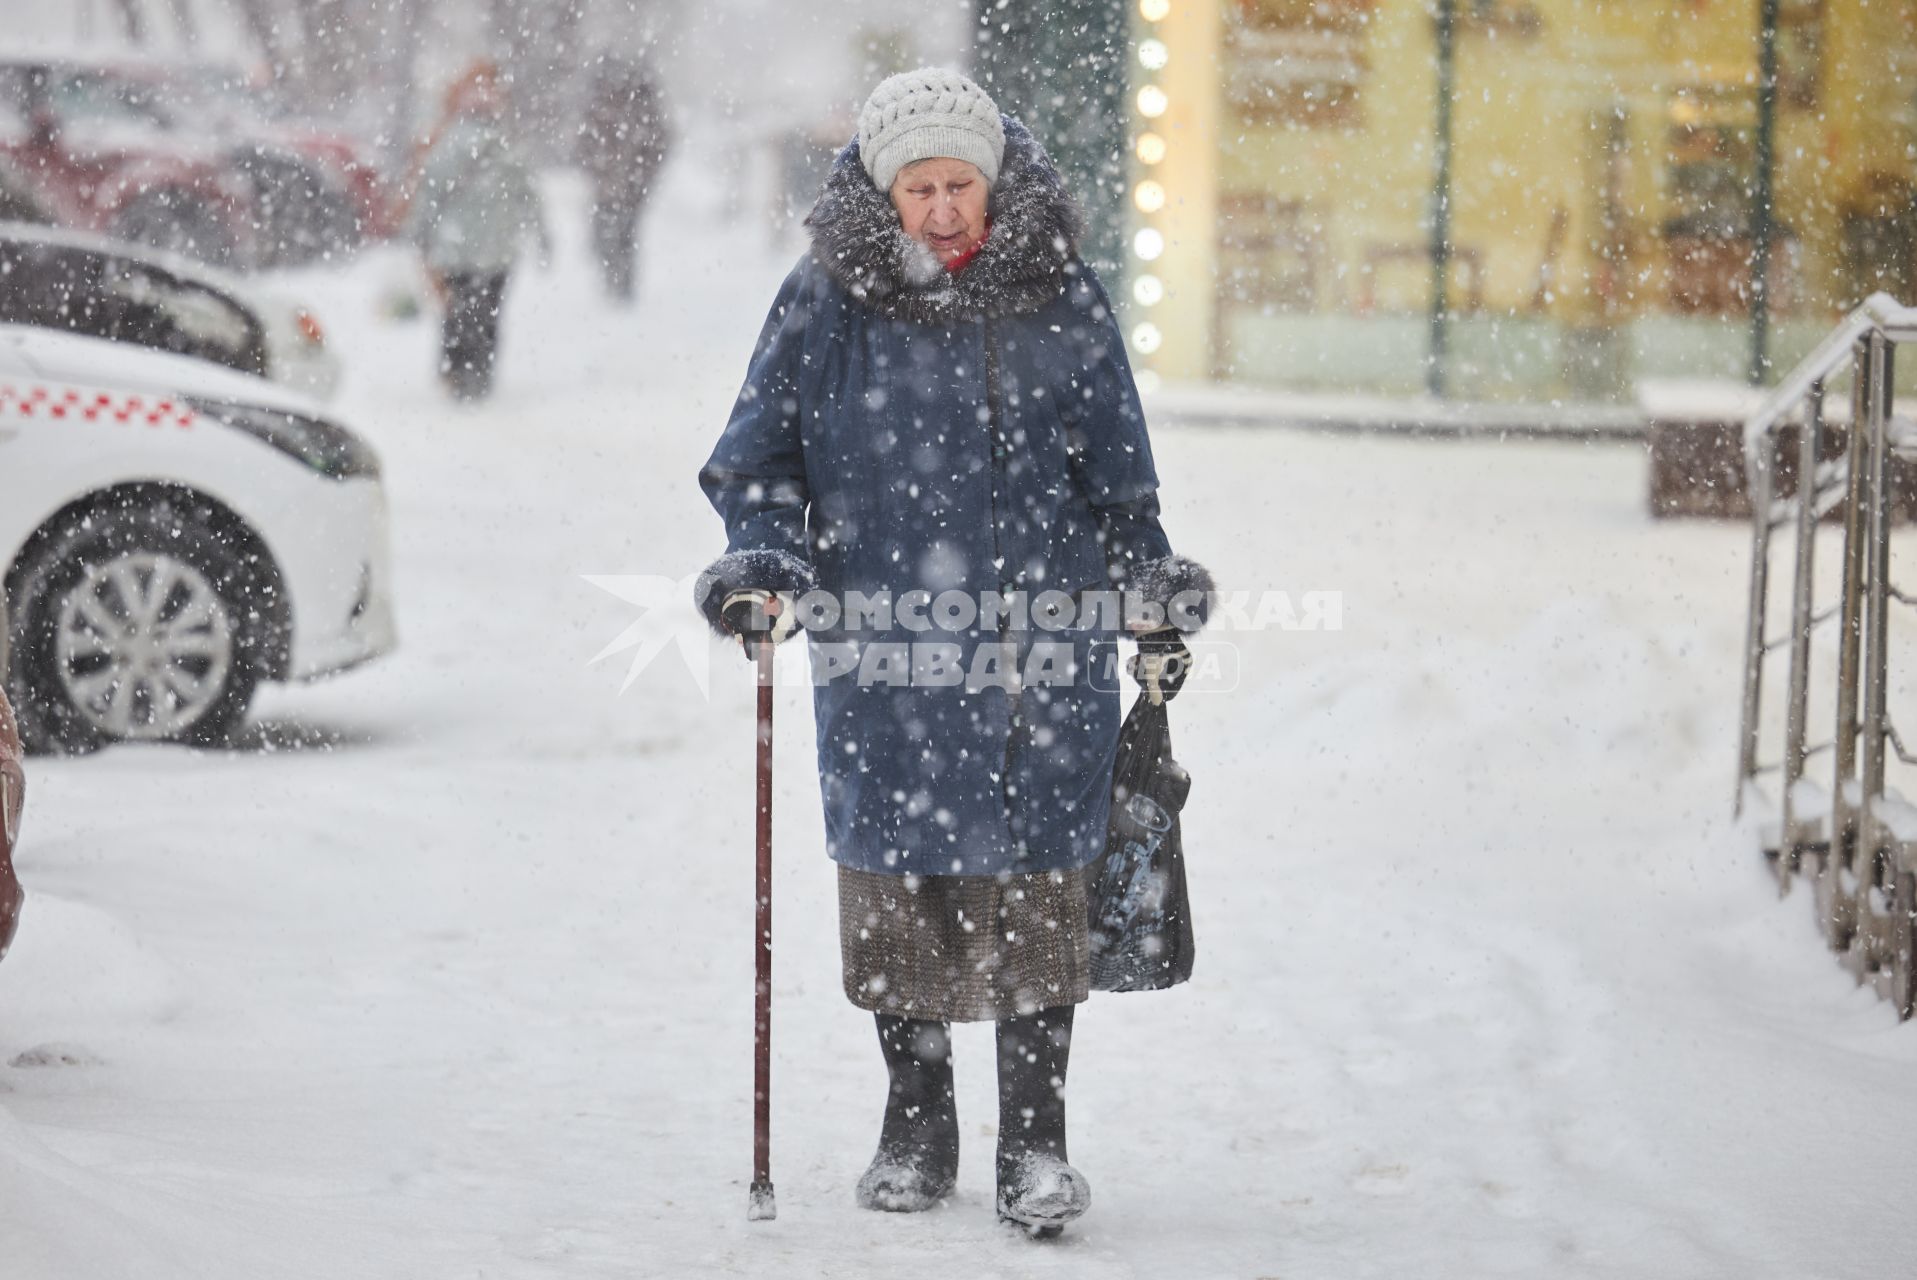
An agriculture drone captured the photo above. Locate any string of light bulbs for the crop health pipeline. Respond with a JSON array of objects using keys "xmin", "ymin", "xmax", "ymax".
[{"xmin": 1131, "ymin": 0, "xmax": 1171, "ymax": 367}]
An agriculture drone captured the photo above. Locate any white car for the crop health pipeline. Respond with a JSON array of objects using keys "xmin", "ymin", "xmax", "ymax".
[
  {"xmin": 0, "ymin": 221, "xmax": 341, "ymax": 400},
  {"xmin": 0, "ymin": 325, "xmax": 394, "ymax": 752}
]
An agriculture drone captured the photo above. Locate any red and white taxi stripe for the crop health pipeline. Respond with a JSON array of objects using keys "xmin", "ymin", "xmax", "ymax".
[{"xmin": 0, "ymin": 385, "xmax": 195, "ymax": 428}]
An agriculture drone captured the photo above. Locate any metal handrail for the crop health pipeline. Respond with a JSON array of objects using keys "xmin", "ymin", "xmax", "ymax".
[
  {"xmin": 1742, "ymin": 295, "xmax": 1917, "ymax": 447},
  {"xmin": 1736, "ymin": 294, "xmax": 1917, "ymax": 1018}
]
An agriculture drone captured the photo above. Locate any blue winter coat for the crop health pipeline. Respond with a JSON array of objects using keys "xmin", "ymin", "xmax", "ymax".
[{"xmin": 698, "ymin": 119, "xmax": 1197, "ymax": 878}]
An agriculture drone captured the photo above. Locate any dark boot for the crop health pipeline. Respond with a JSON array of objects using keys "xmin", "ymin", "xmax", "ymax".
[
  {"xmin": 995, "ymin": 1006, "xmax": 1090, "ymax": 1236},
  {"xmin": 856, "ymin": 1015, "xmax": 958, "ymax": 1212}
]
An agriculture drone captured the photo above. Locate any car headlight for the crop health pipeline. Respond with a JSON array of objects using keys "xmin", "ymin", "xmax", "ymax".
[{"xmin": 187, "ymin": 398, "xmax": 381, "ymax": 481}]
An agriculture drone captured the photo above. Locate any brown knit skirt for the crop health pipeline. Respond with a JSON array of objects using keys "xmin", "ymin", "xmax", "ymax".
[{"xmin": 838, "ymin": 865, "xmax": 1092, "ymax": 1023}]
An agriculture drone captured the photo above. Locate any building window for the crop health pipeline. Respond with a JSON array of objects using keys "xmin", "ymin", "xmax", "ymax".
[
  {"xmin": 1778, "ymin": 0, "xmax": 1825, "ymax": 111},
  {"xmin": 1840, "ymin": 173, "xmax": 1916, "ymax": 307},
  {"xmin": 1225, "ymin": 1, "xmax": 1372, "ymax": 130},
  {"xmin": 1460, "ymin": 1, "xmax": 1544, "ymax": 41},
  {"xmin": 1661, "ymin": 87, "xmax": 1800, "ymax": 316},
  {"xmin": 1216, "ymin": 195, "xmax": 1328, "ymax": 315}
]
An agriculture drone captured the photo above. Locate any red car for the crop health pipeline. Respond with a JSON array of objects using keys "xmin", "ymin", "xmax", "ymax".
[
  {"xmin": 0, "ymin": 57, "xmax": 391, "ymax": 268},
  {"xmin": 161, "ymin": 63, "xmax": 395, "ymax": 253},
  {"xmin": 0, "ymin": 57, "xmax": 247, "ymax": 266},
  {"xmin": 0, "ymin": 649, "xmax": 23, "ymax": 962}
]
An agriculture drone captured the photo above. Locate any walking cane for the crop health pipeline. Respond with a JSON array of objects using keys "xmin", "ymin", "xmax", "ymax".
[{"xmin": 747, "ymin": 634, "xmax": 777, "ymax": 1222}]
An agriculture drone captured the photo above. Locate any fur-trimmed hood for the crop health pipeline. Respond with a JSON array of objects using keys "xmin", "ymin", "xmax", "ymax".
[{"xmin": 804, "ymin": 115, "xmax": 1084, "ymax": 326}]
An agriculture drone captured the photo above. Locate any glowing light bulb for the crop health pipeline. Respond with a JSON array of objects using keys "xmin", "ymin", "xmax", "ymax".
[
  {"xmin": 1132, "ymin": 322, "xmax": 1163, "ymax": 354},
  {"xmin": 1136, "ymin": 84, "xmax": 1168, "ymax": 119},
  {"xmin": 1133, "ymin": 274, "xmax": 1164, "ymax": 306},
  {"xmin": 1136, "ymin": 131, "xmax": 1167, "ymax": 165},
  {"xmin": 1133, "ymin": 180, "xmax": 1166, "ymax": 213},
  {"xmin": 1138, "ymin": 39, "xmax": 1169, "ymax": 71},
  {"xmin": 1133, "ymin": 228, "xmax": 1165, "ymax": 260},
  {"xmin": 1139, "ymin": 0, "xmax": 1170, "ymax": 22}
]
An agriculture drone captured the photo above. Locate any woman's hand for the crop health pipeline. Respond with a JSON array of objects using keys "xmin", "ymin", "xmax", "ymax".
[
  {"xmin": 693, "ymin": 549, "xmax": 815, "ymax": 643},
  {"xmin": 1128, "ymin": 628, "xmax": 1192, "ymax": 705},
  {"xmin": 720, "ymin": 590, "xmax": 800, "ymax": 651}
]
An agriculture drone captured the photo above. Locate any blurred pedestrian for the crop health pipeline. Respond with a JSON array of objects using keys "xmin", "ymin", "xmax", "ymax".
[
  {"xmin": 406, "ymin": 61, "xmax": 548, "ymax": 401},
  {"xmin": 576, "ymin": 57, "xmax": 671, "ymax": 303},
  {"xmin": 694, "ymin": 68, "xmax": 1211, "ymax": 1237}
]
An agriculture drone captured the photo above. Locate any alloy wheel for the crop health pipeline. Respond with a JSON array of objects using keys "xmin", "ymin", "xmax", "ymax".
[{"xmin": 53, "ymin": 552, "xmax": 235, "ymax": 741}]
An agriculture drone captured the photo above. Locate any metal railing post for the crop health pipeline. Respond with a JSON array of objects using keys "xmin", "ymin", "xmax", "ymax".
[
  {"xmin": 1881, "ymin": 343, "xmax": 1914, "ymax": 1017},
  {"xmin": 1779, "ymin": 379, "xmax": 1826, "ymax": 886},
  {"xmin": 1737, "ymin": 432, "xmax": 1777, "ymax": 818},
  {"xmin": 1858, "ymin": 333, "xmax": 1893, "ymax": 898},
  {"xmin": 1827, "ymin": 343, "xmax": 1873, "ymax": 950}
]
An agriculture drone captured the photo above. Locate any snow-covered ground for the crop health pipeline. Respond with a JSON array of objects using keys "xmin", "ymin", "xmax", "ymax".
[{"xmin": 2, "ymin": 167, "xmax": 1914, "ymax": 1279}]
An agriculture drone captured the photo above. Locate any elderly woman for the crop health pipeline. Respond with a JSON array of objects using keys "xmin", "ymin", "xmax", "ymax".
[{"xmin": 695, "ymin": 68, "xmax": 1209, "ymax": 1236}]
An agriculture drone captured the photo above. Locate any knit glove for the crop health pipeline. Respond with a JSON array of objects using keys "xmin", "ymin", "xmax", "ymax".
[
  {"xmin": 694, "ymin": 548, "xmax": 813, "ymax": 647},
  {"xmin": 1128, "ymin": 627, "xmax": 1192, "ymax": 705},
  {"xmin": 724, "ymin": 590, "xmax": 801, "ymax": 651},
  {"xmin": 719, "ymin": 589, "xmax": 800, "ymax": 649}
]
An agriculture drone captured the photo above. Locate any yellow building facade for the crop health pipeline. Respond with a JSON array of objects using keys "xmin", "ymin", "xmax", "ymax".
[{"xmin": 1129, "ymin": 0, "xmax": 1917, "ymax": 397}]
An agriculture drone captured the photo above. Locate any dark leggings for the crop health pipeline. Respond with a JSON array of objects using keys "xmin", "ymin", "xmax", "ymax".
[
  {"xmin": 995, "ymin": 1006, "xmax": 1074, "ymax": 1162},
  {"xmin": 439, "ymin": 269, "xmax": 508, "ymax": 400},
  {"xmin": 873, "ymin": 1005, "xmax": 1074, "ymax": 1163},
  {"xmin": 591, "ymin": 198, "xmax": 642, "ymax": 300}
]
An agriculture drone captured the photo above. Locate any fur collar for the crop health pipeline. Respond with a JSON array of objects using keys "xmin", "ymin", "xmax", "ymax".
[{"xmin": 804, "ymin": 115, "xmax": 1083, "ymax": 325}]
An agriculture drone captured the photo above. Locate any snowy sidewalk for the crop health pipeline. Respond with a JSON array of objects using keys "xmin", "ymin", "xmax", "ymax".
[{"xmin": 1, "ymin": 170, "xmax": 1914, "ymax": 1279}]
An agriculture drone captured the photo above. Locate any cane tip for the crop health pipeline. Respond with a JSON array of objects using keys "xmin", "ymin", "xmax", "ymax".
[{"xmin": 747, "ymin": 1181, "xmax": 777, "ymax": 1221}]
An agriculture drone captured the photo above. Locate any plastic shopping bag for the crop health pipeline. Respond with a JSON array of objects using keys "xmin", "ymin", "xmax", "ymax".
[{"xmin": 1087, "ymin": 697, "xmax": 1195, "ymax": 992}]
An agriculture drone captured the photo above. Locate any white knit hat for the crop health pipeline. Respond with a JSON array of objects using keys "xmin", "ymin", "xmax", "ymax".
[{"xmin": 858, "ymin": 67, "xmax": 1006, "ymax": 193}]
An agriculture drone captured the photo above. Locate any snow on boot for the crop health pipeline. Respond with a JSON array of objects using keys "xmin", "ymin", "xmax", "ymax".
[
  {"xmin": 856, "ymin": 1015, "xmax": 958, "ymax": 1212},
  {"xmin": 994, "ymin": 1006, "xmax": 1089, "ymax": 1237},
  {"xmin": 996, "ymin": 1150, "xmax": 1092, "ymax": 1236}
]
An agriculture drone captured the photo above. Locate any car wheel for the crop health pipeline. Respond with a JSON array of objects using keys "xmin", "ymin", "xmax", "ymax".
[
  {"xmin": 113, "ymin": 189, "xmax": 238, "ymax": 268},
  {"xmin": 5, "ymin": 499, "xmax": 264, "ymax": 754}
]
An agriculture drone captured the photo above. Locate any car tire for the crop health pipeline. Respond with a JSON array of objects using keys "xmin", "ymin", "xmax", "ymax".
[
  {"xmin": 4, "ymin": 497, "xmax": 265, "ymax": 755},
  {"xmin": 113, "ymin": 189, "xmax": 238, "ymax": 268}
]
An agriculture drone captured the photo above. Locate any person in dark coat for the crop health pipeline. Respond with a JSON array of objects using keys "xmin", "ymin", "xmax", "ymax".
[
  {"xmin": 577, "ymin": 56, "xmax": 671, "ymax": 302},
  {"xmin": 694, "ymin": 67, "xmax": 1211, "ymax": 1236}
]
